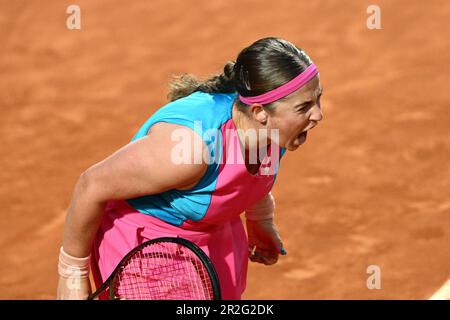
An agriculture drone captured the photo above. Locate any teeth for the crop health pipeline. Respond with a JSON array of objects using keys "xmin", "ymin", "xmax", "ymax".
[{"xmin": 303, "ymin": 124, "xmax": 316, "ymax": 132}]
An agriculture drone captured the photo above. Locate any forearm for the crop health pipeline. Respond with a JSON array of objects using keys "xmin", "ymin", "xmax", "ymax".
[
  {"xmin": 245, "ymin": 192, "xmax": 275, "ymax": 221},
  {"xmin": 62, "ymin": 172, "xmax": 107, "ymax": 258}
]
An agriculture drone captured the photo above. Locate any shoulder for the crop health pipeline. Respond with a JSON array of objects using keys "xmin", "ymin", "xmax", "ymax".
[
  {"xmin": 131, "ymin": 92, "xmax": 237, "ymax": 159},
  {"xmin": 144, "ymin": 122, "xmax": 208, "ymax": 188},
  {"xmin": 147, "ymin": 121, "xmax": 208, "ymax": 164}
]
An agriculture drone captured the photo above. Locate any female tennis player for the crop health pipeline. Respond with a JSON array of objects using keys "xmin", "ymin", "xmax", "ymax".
[{"xmin": 57, "ymin": 37, "xmax": 323, "ymax": 299}]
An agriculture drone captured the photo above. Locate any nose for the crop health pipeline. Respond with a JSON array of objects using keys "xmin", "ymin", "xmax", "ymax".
[{"xmin": 309, "ymin": 104, "xmax": 323, "ymax": 122}]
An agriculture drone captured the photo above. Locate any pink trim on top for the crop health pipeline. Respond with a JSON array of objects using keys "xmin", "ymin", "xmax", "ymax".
[
  {"xmin": 183, "ymin": 119, "xmax": 276, "ymax": 228},
  {"xmin": 238, "ymin": 64, "xmax": 319, "ymax": 105}
]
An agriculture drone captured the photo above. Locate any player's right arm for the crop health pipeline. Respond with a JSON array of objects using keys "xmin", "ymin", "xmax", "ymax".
[
  {"xmin": 57, "ymin": 122, "xmax": 207, "ymax": 299},
  {"xmin": 62, "ymin": 122, "xmax": 207, "ymax": 258}
]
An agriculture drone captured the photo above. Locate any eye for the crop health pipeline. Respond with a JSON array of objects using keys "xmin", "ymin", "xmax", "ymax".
[
  {"xmin": 317, "ymin": 92, "xmax": 323, "ymax": 104},
  {"xmin": 317, "ymin": 96, "xmax": 322, "ymax": 107},
  {"xmin": 296, "ymin": 104, "xmax": 311, "ymax": 113}
]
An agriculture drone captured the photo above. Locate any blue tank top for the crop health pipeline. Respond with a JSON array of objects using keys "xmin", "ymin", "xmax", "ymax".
[{"xmin": 126, "ymin": 91, "xmax": 286, "ymax": 228}]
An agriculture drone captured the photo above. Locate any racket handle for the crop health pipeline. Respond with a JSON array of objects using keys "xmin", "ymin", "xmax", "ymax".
[{"xmin": 87, "ymin": 283, "xmax": 109, "ymax": 300}]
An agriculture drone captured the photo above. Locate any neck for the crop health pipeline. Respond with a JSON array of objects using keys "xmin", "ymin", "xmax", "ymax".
[
  {"xmin": 232, "ymin": 103, "xmax": 270, "ymax": 154},
  {"xmin": 232, "ymin": 103, "xmax": 250, "ymax": 150}
]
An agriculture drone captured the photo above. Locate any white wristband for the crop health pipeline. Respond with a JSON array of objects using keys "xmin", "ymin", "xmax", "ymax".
[
  {"xmin": 245, "ymin": 193, "xmax": 275, "ymax": 221},
  {"xmin": 58, "ymin": 247, "xmax": 90, "ymax": 279}
]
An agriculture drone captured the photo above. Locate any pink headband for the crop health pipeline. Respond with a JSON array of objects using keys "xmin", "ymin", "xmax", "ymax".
[{"xmin": 238, "ymin": 63, "xmax": 319, "ymax": 105}]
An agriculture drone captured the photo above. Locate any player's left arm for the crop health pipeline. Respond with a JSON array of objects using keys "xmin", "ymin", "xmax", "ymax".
[{"xmin": 245, "ymin": 192, "xmax": 286, "ymax": 265}]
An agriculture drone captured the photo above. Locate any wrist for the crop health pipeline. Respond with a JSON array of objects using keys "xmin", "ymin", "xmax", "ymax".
[{"xmin": 58, "ymin": 246, "xmax": 90, "ymax": 279}]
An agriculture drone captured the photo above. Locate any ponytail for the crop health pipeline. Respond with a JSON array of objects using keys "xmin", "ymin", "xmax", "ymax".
[
  {"xmin": 167, "ymin": 37, "xmax": 314, "ymax": 112},
  {"xmin": 167, "ymin": 61, "xmax": 236, "ymax": 102}
]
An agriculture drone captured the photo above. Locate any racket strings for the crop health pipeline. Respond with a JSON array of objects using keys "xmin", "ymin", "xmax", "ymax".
[{"xmin": 112, "ymin": 242, "xmax": 214, "ymax": 300}]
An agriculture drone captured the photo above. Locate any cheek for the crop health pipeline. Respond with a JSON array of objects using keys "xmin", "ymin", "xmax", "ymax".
[
  {"xmin": 269, "ymin": 113, "xmax": 308, "ymax": 142},
  {"xmin": 284, "ymin": 115, "xmax": 308, "ymax": 134},
  {"xmin": 271, "ymin": 121, "xmax": 299, "ymax": 144}
]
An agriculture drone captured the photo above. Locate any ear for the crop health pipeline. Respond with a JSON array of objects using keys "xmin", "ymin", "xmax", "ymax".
[{"xmin": 249, "ymin": 103, "xmax": 268, "ymax": 125}]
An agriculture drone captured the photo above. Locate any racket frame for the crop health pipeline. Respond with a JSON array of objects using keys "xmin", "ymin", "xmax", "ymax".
[{"xmin": 88, "ymin": 237, "xmax": 221, "ymax": 300}]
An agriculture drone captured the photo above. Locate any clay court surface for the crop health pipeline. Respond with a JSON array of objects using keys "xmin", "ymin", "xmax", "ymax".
[{"xmin": 1, "ymin": 1, "xmax": 449, "ymax": 299}]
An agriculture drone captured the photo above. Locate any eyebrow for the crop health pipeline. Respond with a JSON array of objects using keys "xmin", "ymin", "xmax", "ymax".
[{"xmin": 294, "ymin": 88, "xmax": 324, "ymax": 108}]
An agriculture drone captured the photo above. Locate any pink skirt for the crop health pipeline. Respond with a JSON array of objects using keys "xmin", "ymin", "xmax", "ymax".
[{"xmin": 90, "ymin": 200, "xmax": 248, "ymax": 300}]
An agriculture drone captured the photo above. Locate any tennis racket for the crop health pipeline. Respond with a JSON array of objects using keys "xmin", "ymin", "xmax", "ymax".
[{"xmin": 88, "ymin": 237, "xmax": 221, "ymax": 300}]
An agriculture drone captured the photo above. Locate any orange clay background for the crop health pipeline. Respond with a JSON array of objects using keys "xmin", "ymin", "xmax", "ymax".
[{"xmin": 0, "ymin": 0, "xmax": 449, "ymax": 299}]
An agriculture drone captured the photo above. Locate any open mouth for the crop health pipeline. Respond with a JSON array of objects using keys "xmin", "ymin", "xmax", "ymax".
[
  {"xmin": 292, "ymin": 123, "xmax": 317, "ymax": 148},
  {"xmin": 296, "ymin": 131, "xmax": 308, "ymax": 144},
  {"xmin": 297, "ymin": 123, "xmax": 317, "ymax": 143}
]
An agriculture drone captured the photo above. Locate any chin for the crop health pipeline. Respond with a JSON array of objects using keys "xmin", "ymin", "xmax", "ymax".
[
  {"xmin": 286, "ymin": 144, "xmax": 300, "ymax": 151},
  {"xmin": 282, "ymin": 141, "xmax": 296, "ymax": 151}
]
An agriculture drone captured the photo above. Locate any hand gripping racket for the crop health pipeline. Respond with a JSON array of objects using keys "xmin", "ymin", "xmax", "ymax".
[{"xmin": 88, "ymin": 237, "xmax": 221, "ymax": 300}]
